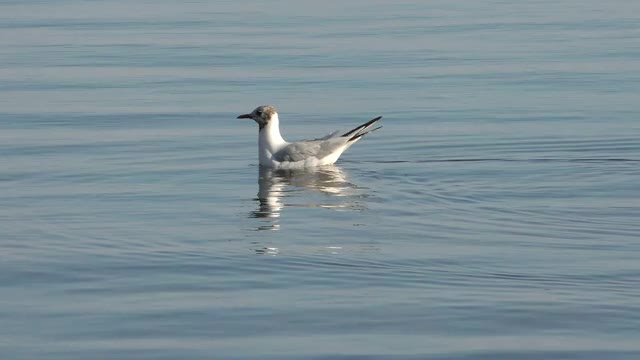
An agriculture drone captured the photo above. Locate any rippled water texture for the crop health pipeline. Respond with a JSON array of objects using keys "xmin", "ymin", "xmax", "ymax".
[{"xmin": 1, "ymin": 1, "xmax": 639, "ymax": 359}]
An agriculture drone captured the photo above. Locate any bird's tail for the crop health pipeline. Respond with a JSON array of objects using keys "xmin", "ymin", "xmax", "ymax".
[{"xmin": 342, "ymin": 116, "xmax": 383, "ymax": 141}]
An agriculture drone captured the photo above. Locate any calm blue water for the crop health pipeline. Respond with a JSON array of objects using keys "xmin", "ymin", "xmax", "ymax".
[{"xmin": 1, "ymin": 1, "xmax": 640, "ymax": 359}]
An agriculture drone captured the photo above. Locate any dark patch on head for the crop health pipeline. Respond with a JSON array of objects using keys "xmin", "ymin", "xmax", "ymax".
[
  {"xmin": 253, "ymin": 105, "xmax": 276, "ymax": 130},
  {"xmin": 239, "ymin": 105, "xmax": 277, "ymax": 131},
  {"xmin": 256, "ymin": 105, "xmax": 276, "ymax": 119}
]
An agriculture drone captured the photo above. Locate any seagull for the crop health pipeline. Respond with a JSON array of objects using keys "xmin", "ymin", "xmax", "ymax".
[{"xmin": 237, "ymin": 105, "xmax": 382, "ymax": 169}]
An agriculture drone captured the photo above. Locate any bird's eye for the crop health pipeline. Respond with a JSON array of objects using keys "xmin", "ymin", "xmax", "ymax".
[{"xmin": 256, "ymin": 110, "xmax": 263, "ymax": 116}]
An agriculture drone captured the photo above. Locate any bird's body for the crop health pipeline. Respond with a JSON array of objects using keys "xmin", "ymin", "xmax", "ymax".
[{"xmin": 238, "ymin": 105, "xmax": 382, "ymax": 169}]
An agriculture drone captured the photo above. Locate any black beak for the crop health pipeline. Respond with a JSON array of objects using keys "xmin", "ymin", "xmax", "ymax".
[{"xmin": 237, "ymin": 114, "xmax": 252, "ymax": 119}]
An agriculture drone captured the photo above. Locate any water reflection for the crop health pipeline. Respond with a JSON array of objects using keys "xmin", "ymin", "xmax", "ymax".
[{"xmin": 250, "ymin": 165, "xmax": 366, "ymax": 231}]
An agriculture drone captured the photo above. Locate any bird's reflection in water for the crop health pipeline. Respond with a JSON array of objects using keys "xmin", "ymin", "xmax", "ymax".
[{"xmin": 250, "ymin": 165, "xmax": 366, "ymax": 231}]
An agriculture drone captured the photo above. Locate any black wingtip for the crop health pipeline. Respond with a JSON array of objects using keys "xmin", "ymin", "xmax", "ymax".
[
  {"xmin": 348, "ymin": 125, "xmax": 382, "ymax": 142},
  {"xmin": 341, "ymin": 116, "xmax": 383, "ymax": 138}
]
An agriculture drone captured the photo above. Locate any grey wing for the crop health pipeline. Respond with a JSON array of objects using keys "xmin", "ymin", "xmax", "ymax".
[
  {"xmin": 314, "ymin": 130, "xmax": 341, "ymax": 141},
  {"xmin": 274, "ymin": 138, "xmax": 348, "ymax": 162}
]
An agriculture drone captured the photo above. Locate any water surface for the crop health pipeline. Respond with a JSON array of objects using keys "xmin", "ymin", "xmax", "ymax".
[{"xmin": 1, "ymin": 1, "xmax": 640, "ymax": 359}]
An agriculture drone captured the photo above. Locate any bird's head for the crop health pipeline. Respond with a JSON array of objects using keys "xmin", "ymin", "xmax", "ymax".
[{"xmin": 237, "ymin": 105, "xmax": 278, "ymax": 129}]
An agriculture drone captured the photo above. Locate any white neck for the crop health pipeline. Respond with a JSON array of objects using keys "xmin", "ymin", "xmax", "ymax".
[{"xmin": 258, "ymin": 113, "xmax": 287, "ymax": 165}]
